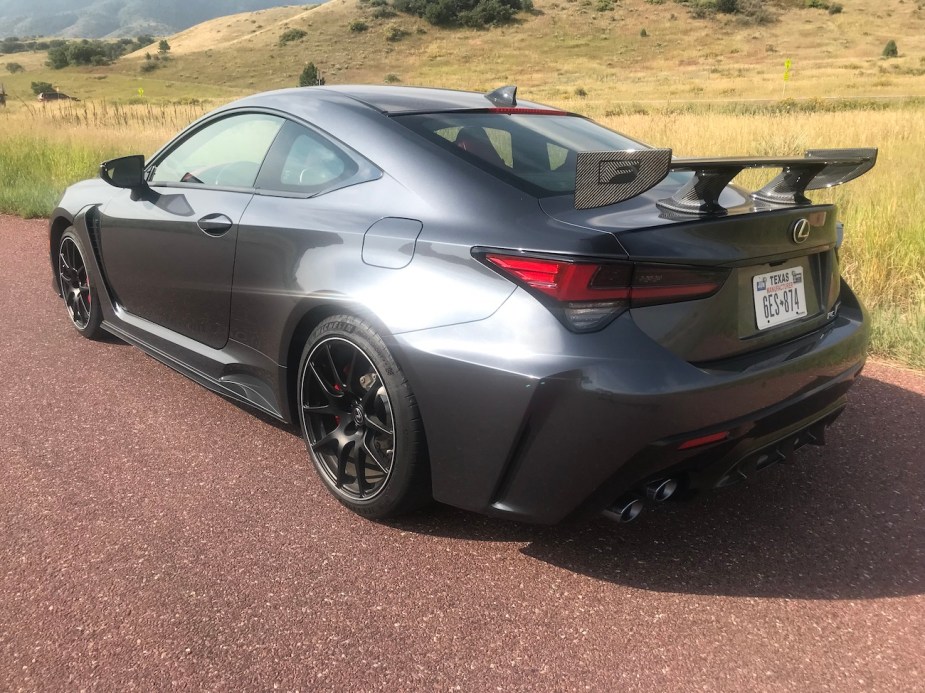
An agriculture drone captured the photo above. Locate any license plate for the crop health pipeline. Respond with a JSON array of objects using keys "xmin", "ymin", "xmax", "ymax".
[{"xmin": 753, "ymin": 265, "xmax": 808, "ymax": 330}]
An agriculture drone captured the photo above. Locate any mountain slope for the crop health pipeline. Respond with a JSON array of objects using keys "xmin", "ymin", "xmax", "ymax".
[
  {"xmin": 3, "ymin": 0, "xmax": 923, "ymax": 105},
  {"xmin": 0, "ymin": 0, "xmax": 321, "ymax": 38},
  {"xmin": 110, "ymin": 0, "xmax": 925, "ymax": 104}
]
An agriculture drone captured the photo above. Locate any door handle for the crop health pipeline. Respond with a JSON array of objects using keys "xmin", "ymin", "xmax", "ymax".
[{"xmin": 197, "ymin": 213, "xmax": 233, "ymax": 236}]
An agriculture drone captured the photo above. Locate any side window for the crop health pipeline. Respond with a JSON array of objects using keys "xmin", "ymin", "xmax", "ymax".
[
  {"xmin": 256, "ymin": 121, "xmax": 360, "ymax": 195},
  {"xmin": 150, "ymin": 113, "xmax": 284, "ymax": 188},
  {"xmin": 435, "ymin": 125, "xmax": 513, "ymax": 169},
  {"xmin": 547, "ymin": 143, "xmax": 569, "ymax": 171}
]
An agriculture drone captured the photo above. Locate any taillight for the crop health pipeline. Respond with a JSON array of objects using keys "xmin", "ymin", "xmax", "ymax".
[{"xmin": 482, "ymin": 252, "xmax": 728, "ymax": 332}]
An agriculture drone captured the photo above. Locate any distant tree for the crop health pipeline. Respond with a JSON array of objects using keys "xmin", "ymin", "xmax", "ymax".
[
  {"xmin": 0, "ymin": 38, "xmax": 26, "ymax": 54},
  {"xmin": 136, "ymin": 34, "xmax": 155, "ymax": 47},
  {"xmin": 5, "ymin": 62, "xmax": 24, "ymax": 73},
  {"xmin": 46, "ymin": 45, "xmax": 69, "ymax": 69},
  {"xmin": 43, "ymin": 38, "xmax": 142, "ymax": 69},
  {"xmin": 158, "ymin": 39, "xmax": 171, "ymax": 54},
  {"xmin": 882, "ymin": 39, "xmax": 898, "ymax": 58},
  {"xmin": 716, "ymin": 0, "xmax": 738, "ymax": 13},
  {"xmin": 31, "ymin": 80, "xmax": 54, "ymax": 95},
  {"xmin": 298, "ymin": 62, "xmax": 324, "ymax": 87}
]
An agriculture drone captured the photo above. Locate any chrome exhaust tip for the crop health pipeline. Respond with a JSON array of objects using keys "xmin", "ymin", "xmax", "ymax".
[
  {"xmin": 645, "ymin": 478, "xmax": 678, "ymax": 503},
  {"xmin": 603, "ymin": 496, "xmax": 644, "ymax": 523}
]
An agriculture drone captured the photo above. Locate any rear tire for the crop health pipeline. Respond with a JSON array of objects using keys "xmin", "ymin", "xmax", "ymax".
[
  {"xmin": 57, "ymin": 229, "xmax": 103, "ymax": 340},
  {"xmin": 297, "ymin": 315, "xmax": 431, "ymax": 519}
]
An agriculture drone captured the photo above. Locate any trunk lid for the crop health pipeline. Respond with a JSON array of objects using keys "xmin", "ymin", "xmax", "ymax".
[{"xmin": 540, "ymin": 186, "xmax": 842, "ymax": 363}]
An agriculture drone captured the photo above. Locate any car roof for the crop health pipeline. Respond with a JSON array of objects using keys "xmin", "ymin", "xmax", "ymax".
[{"xmin": 316, "ymin": 85, "xmax": 559, "ymax": 114}]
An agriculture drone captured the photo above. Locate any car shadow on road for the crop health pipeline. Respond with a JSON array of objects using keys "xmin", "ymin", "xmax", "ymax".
[{"xmin": 390, "ymin": 375, "xmax": 925, "ymax": 600}]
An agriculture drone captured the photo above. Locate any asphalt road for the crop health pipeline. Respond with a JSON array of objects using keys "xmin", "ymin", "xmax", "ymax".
[{"xmin": 1, "ymin": 215, "xmax": 922, "ymax": 691}]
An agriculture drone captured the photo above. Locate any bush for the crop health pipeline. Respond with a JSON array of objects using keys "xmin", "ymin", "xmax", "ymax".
[
  {"xmin": 279, "ymin": 28, "xmax": 307, "ymax": 46},
  {"xmin": 350, "ymin": 20, "xmax": 369, "ymax": 31},
  {"xmin": 30, "ymin": 81, "xmax": 54, "ymax": 95},
  {"xmin": 158, "ymin": 39, "xmax": 171, "ymax": 54},
  {"xmin": 298, "ymin": 62, "xmax": 325, "ymax": 86},
  {"xmin": 140, "ymin": 61, "xmax": 160, "ymax": 73},
  {"xmin": 5, "ymin": 62, "xmax": 24, "ymax": 73},
  {"xmin": 736, "ymin": 0, "xmax": 774, "ymax": 24},
  {"xmin": 574, "ymin": 86, "xmax": 588, "ymax": 97},
  {"xmin": 640, "ymin": 27, "xmax": 648, "ymax": 37},
  {"xmin": 392, "ymin": 0, "xmax": 527, "ymax": 28},
  {"xmin": 386, "ymin": 25, "xmax": 410, "ymax": 41},
  {"xmin": 882, "ymin": 40, "xmax": 898, "ymax": 58},
  {"xmin": 685, "ymin": 0, "xmax": 774, "ymax": 23},
  {"xmin": 384, "ymin": 73, "xmax": 402, "ymax": 83},
  {"xmin": 805, "ymin": 0, "xmax": 828, "ymax": 8},
  {"xmin": 828, "ymin": 3, "xmax": 843, "ymax": 13}
]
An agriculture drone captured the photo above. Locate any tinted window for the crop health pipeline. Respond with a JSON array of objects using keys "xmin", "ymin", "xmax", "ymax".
[
  {"xmin": 396, "ymin": 113, "xmax": 645, "ymax": 197},
  {"xmin": 151, "ymin": 113, "xmax": 284, "ymax": 188},
  {"xmin": 255, "ymin": 121, "xmax": 360, "ymax": 195}
]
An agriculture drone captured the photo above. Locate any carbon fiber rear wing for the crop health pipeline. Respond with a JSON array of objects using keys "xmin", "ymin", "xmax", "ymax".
[{"xmin": 574, "ymin": 148, "xmax": 877, "ymax": 215}]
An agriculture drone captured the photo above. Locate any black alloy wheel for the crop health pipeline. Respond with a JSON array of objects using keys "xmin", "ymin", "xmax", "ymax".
[
  {"xmin": 298, "ymin": 316, "xmax": 429, "ymax": 518},
  {"xmin": 58, "ymin": 229, "xmax": 102, "ymax": 338}
]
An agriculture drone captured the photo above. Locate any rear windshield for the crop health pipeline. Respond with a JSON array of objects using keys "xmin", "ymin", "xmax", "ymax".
[{"xmin": 395, "ymin": 112, "xmax": 646, "ymax": 197}]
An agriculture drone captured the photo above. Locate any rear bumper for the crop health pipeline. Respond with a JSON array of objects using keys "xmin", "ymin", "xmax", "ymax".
[{"xmin": 393, "ymin": 280, "xmax": 869, "ymax": 524}]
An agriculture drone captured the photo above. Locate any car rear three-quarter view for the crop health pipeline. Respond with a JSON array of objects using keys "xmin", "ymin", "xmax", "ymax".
[{"xmin": 49, "ymin": 85, "xmax": 875, "ymax": 524}]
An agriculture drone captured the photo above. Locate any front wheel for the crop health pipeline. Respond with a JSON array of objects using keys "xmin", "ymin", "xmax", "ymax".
[
  {"xmin": 57, "ymin": 229, "xmax": 103, "ymax": 339},
  {"xmin": 298, "ymin": 315, "xmax": 430, "ymax": 519}
]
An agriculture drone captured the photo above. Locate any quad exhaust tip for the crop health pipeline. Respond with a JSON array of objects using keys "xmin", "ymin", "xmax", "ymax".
[
  {"xmin": 604, "ymin": 496, "xmax": 645, "ymax": 523},
  {"xmin": 604, "ymin": 478, "xmax": 679, "ymax": 523},
  {"xmin": 645, "ymin": 478, "xmax": 678, "ymax": 503}
]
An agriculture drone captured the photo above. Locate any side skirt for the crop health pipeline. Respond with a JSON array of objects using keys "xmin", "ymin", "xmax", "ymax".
[
  {"xmin": 100, "ymin": 319, "xmax": 288, "ymax": 423},
  {"xmin": 71, "ymin": 205, "xmax": 292, "ymax": 424}
]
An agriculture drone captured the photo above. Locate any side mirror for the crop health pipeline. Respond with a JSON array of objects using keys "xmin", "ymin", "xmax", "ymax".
[{"xmin": 100, "ymin": 155, "xmax": 147, "ymax": 190}]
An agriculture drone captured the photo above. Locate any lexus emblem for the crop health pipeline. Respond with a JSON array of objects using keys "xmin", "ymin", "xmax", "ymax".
[{"xmin": 791, "ymin": 218, "xmax": 811, "ymax": 244}]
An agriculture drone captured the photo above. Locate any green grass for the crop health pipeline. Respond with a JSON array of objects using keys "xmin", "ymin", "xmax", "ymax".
[
  {"xmin": 0, "ymin": 135, "xmax": 106, "ymax": 217},
  {"xmin": 0, "ymin": 99, "xmax": 210, "ymax": 216}
]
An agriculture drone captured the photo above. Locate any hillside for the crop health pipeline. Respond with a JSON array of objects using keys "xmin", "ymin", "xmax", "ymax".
[
  {"xmin": 115, "ymin": 0, "xmax": 925, "ymax": 103},
  {"xmin": 0, "ymin": 0, "xmax": 321, "ymax": 39},
  {"xmin": 1, "ymin": 0, "xmax": 923, "ymax": 105}
]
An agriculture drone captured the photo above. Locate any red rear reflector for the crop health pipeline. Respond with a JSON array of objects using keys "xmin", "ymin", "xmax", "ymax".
[{"xmin": 678, "ymin": 431, "xmax": 730, "ymax": 450}]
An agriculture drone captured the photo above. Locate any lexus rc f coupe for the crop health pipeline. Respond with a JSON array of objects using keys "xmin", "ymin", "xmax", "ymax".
[{"xmin": 50, "ymin": 85, "xmax": 876, "ymax": 523}]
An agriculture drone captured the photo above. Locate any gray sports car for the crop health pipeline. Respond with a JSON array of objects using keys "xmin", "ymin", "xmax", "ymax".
[{"xmin": 50, "ymin": 85, "xmax": 876, "ymax": 523}]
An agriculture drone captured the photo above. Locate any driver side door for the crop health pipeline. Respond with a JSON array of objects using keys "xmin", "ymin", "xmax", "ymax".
[{"xmin": 99, "ymin": 112, "xmax": 284, "ymax": 349}]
